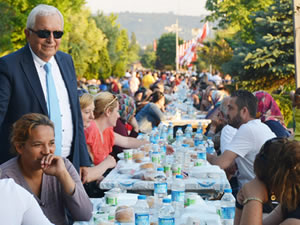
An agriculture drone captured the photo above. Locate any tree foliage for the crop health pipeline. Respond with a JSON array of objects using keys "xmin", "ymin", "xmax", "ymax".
[
  {"xmin": 140, "ymin": 45, "xmax": 156, "ymax": 69},
  {"xmin": 60, "ymin": 8, "xmax": 109, "ymax": 79},
  {"xmin": 127, "ymin": 32, "xmax": 140, "ymax": 64},
  {"xmin": 155, "ymin": 33, "xmax": 177, "ymax": 70},
  {"xmin": 205, "ymin": 0, "xmax": 274, "ymax": 42},
  {"xmin": 196, "ymin": 35, "xmax": 233, "ymax": 73},
  {"xmin": 1, "ymin": 0, "xmax": 85, "ymax": 52},
  {"xmin": 92, "ymin": 12, "xmax": 137, "ymax": 78},
  {"xmin": 222, "ymin": 0, "xmax": 294, "ymax": 91}
]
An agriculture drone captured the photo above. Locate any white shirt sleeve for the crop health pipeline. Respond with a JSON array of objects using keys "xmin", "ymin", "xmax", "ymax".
[
  {"xmin": 0, "ymin": 178, "xmax": 53, "ymax": 225},
  {"xmin": 22, "ymin": 193, "xmax": 53, "ymax": 225},
  {"xmin": 220, "ymin": 125, "xmax": 237, "ymax": 154}
]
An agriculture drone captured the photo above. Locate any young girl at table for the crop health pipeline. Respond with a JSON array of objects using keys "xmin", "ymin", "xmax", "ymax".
[
  {"xmin": 234, "ymin": 138, "xmax": 300, "ymax": 225},
  {"xmin": 80, "ymin": 92, "xmax": 148, "ymax": 185},
  {"xmin": 0, "ymin": 113, "xmax": 92, "ymax": 225}
]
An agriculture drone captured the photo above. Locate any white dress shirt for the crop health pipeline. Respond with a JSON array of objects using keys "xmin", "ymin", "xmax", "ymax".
[{"xmin": 30, "ymin": 47, "xmax": 73, "ymax": 157}]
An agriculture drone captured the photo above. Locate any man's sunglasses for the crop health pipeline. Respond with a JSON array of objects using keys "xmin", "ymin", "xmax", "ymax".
[{"xmin": 28, "ymin": 28, "xmax": 64, "ymax": 39}]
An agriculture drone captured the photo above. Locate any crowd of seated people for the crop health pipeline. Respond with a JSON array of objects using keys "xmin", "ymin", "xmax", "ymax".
[{"xmin": 1, "ymin": 27, "xmax": 300, "ymax": 225}]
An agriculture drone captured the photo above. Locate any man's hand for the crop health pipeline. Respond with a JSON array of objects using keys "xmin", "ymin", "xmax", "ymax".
[{"xmin": 166, "ymin": 145, "xmax": 174, "ymax": 155}]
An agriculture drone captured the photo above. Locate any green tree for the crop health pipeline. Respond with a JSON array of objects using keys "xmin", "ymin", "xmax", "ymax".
[
  {"xmin": 127, "ymin": 32, "xmax": 140, "ymax": 64},
  {"xmin": 93, "ymin": 12, "xmax": 131, "ymax": 78},
  {"xmin": 0, "ymin": 2, "xmax": 16, "ymax": 54},
  {"xmin": 140, "ymin": 45, "xmax": 156, "ymax": 69},
  {"xmin": 113, "ymin": 29, "xmax": 129, "ymax": 77},
  {"xmin": 60, "ymin": 8, "xmax": 110, "ymax": 79},
  {"xmin": 1, "ymin": 0, "xmax": 85, "ymax": 53},
  {"xmin": 197, "ymin": 35, "xmax": 233, "ymax": 73},
  {"xmin": 205, "ymin": 0, "xmax": 274, "ymax": 42},
  {"xmin": 223, "ymin": 0, "xmax": 294, "ymax": 91},
  {"xmin": 93, "ymin": 12, "xmax": 120, "ymax": 66},
  {"xmin": 156, "ymin": 33, "xmax": 176, "ymax": 70}
]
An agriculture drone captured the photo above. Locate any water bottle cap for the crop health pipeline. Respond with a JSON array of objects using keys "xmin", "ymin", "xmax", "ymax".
[
  {"xmin": 138, "ymin": 195, "xmax": 147, "ymax": 200},
  {"xmin": 157, "ymin": 167, "xmax": 164, "ymax": 171},
  {"xmin": 207, "ymin": 136, "xmax": 212, "ymax": 140},
  {"xmin": 187, "ymin": 124, "xmax": 192, "ymax": 127},
  {"xmin": 224, "ymin": 188, "xmax": 232, "ymax": 193},
  {"xmin": 162, "ymin": 198, "xmax": 171, "ymax": 203},
  {"xmin": 176, "ymin": 175, "xmax": 183, "ymax": 179},
  {"xmin": 182, "ymin": 144, "xmax": 189, "ymax": 147}
]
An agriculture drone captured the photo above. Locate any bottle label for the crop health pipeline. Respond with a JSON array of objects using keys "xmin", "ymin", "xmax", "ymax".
[
  {"xmin": 206, "ymin": 147, "xmax": 215, "ymax": 154},
  {"xmin": 197, "ymin": 152, "xmax": 206, "ymax": 160},
  {"xmin": 152, "ymin": 154, "xmax": 161, "ymax": 164},
  {"xmin": 154, "ymin": 183, "xmax": 167, "ymax": 194},
  {"xmin": 194, "ymin": 139, "xmax": 200, "ymax": 146},
  {"xmin": 221, "ymin": 206, "xmax": 235, "ymax": 219},
  {"xmin": 135, "ymin": 213, "xmax": 149, "ymax": 225},
  {"xmin": 171, "ymin": 190, "xmax": 185, "ymax": 202},
  {"xmin": 158, "ymin": 217, "xmax": 175, "ymax": 225}
]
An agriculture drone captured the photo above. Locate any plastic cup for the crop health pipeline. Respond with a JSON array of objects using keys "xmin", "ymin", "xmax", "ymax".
[{"xmin": 123, "ymin": 149, "xmax": 133, "ymax": 163}]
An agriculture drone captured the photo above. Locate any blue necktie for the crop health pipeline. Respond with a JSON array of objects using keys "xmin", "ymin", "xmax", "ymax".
[{"xmin": 44, "ymin": 62, "xmax": 62, "ymax": 156}]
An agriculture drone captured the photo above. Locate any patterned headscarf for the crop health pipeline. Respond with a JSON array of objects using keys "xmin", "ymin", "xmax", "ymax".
[
  {"xmin": 253, "ymin": 91, "xmax": 285, "ymax": 126},
  {"xmin": 117, "ymin": 94, "xmax": 136, "ymax": 122}
]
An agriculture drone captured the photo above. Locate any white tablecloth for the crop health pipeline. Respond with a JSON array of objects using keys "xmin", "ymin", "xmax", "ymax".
[{"xmin": 100, "ymin": 160, "xmax": 230, "ymax": 194}]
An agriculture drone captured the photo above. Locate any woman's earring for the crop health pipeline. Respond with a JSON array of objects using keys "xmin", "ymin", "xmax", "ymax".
[{"xmin": 270, "ymin": 193, "xmax": 276, "ymax": 201}]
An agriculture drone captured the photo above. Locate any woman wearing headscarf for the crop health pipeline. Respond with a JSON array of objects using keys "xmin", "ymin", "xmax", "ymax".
[
  {"xmin": 254, "ymin": 91, "xmax": 290, "ymax": 138},
  {"xmin": 112, "ymin": 94, "xmax": 139, "ymax": 160}
]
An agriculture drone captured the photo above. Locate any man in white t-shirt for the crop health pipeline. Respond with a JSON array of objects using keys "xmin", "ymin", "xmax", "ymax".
[
  {"xmin": 207, "ymin": 90, "xmax": 276, "ymax": 189},
  {"xmin": 0, "ymin": 178, "xmax": 53, "ymax": 225}
]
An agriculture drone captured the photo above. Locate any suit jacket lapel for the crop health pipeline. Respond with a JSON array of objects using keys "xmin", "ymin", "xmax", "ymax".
[{"xmin": 21, "ymin": 44, "xmax": 48, "ymax": 115}]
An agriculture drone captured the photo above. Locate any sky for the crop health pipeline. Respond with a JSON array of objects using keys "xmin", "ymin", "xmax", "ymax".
[{"xmin": 85, "ymin": 0, "xmax": 209, "ymax": 16}]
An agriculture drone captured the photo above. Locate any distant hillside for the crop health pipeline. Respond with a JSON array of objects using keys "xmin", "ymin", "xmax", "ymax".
[{"xmin": 115, "ymin": 12, "xmax": 207, "ymax": 47}]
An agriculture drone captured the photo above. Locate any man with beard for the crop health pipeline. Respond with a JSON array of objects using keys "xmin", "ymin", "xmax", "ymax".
[{"xmin": 207, "ymin": 90, "xmax": 276, "ymax": 190}]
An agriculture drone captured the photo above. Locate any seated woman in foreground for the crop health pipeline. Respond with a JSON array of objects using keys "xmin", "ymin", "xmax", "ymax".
[
  {"xmin": 235, "ymin": 138, "xmax": 300, "ymax": 225},
  {"xmin": 0, "ymin": 113, "xmax": 92, "ymax": 225},
  {"xmin": 81, "ymin": 92, "xmax": 149, "ymax": 184}
]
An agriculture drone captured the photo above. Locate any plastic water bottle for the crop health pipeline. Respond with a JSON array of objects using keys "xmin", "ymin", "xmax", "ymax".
[
  {"xmin": 221, "ymin": 188, "xmax": 235, "ymax": 225},
  {"xmin": 176, "ymin": 128, "xmax": 184, "ymax": 145},
  {"xmin": 196, "ymin": 122, "xmax": 203, "ymax": 134},
  {"xmin": 206, "ymin": 137, "xmax": 216, "ymax": 155},
  {"xmin": 196, "ymin": 142, "xmax": 207, "ymax": 166},
  {"xmin": 158, "ymin": 198, "xmax": 175, "ymax": 225},
  {"xmin": 185, "ymin": 124, "xmax": 193, "ymax": 139},
  {"xmin": 160, "ymin": 125, "xmax": 168, "ymax": 140},
  {"xmin": 171, "ymin": 175, "xmax": 185, "ymax": 216},
  {"xmin": 135, "ymin": 195, "xmax": 150, "ymax": 225},
  {"xmin": 154, "ymin": 168, "xmax": 168, "ymax": 200},
  {"xmin": 167, "ymin": 122, "xmax": 174, "ymax": 142},
  {"xmin": 194, "ymin": 131, "xmax": 203, "ymax": 147}
]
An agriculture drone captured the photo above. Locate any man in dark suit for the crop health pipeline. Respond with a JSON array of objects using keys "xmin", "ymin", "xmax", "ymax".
[{"xmin": 0, "ymin": 4, "xmax": 91, "ymax": 172}]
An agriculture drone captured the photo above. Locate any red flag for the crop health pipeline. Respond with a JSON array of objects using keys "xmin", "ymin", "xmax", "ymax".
[{"xmin": 153, "ymin": 39, "xmax": 157, "ymax": 52}]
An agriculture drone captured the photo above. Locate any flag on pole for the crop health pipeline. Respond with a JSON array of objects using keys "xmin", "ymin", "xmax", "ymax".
[
  {"xmin": 153, "ymin": 39, "xmax": 157, "ymax": 52},
  {"xmin": 178, "ymin": 22, "xmax": 209, "ymax": 66}
]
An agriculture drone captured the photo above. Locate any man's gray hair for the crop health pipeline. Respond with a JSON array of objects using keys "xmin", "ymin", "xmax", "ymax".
[
  {"xmin": 26, "ymin": 4, "xmax": 64, "ymax": 29},
  {"xmin": 219, "ymin": 96, "xmax": 230, "ymax": 115}
]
